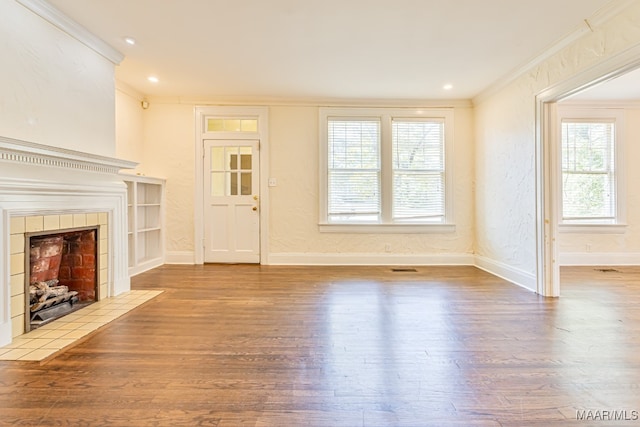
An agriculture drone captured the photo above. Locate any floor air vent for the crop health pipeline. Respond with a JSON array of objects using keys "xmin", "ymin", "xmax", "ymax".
[
  {"xmin": 594, "ymin": 268, "xmax": 620, "ymax": 273},
  {"xmin": 391, "ymin": 268, "xmax": 418, "ymax": 272}
]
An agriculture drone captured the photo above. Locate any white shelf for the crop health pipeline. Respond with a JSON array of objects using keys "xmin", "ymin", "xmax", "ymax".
[
  {"xmin": 138, "ymin": 227, "xmax": 162, "ymax": 233},
  {"xmin": 121, "ymin": 174, "xmax": 166, "ymax": 276}
]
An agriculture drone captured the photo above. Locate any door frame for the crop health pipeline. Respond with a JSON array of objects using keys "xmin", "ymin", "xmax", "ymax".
[
  {"xmin": 535, "ymin": 44, "xmax": 640, "ymax": 296},
  {"xmin": 194, "ymin": 106, "xmax": 269, "ymax": 265}
]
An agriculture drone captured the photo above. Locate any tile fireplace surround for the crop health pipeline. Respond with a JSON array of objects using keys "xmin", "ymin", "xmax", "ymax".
[
  {"xmin": 0, "ymin": 136, "xmax": 137, "ymax": 347},
  {"xmin": 12, "ymin": 212, "xmax": 107, "ymax": 336}
]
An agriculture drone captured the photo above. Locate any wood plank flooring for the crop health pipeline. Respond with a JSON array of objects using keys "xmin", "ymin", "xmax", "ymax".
[{"xmin": 1, "ymin": 264, "xmax": 639, "ymax": 426}]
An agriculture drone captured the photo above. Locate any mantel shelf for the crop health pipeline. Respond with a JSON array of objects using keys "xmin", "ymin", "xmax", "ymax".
[{"xmin": 0, "ymin": 136, "xmax": 137, "ymax": 174}]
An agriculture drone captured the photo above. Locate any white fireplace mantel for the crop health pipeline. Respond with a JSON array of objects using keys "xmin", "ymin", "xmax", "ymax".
[
  {"xmin": 0, "ymin": 136, "xmax": 136, "ymax": 174},
  {"xmin": 0, "ymin": 136, "xmax": 138, "ymax": 346}
]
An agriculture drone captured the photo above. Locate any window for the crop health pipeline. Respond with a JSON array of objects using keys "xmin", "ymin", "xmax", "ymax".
[
  {"xmin": 320, "ymin": 108, "xmax": 454, "ymax": 231},
  {"xmin": 206, "ymin": 118, "xmax": 258, "ymax": 133},
  {"xmin": 558, "ymin": 106, "xmax": 625, "ymax": 228},
  {"xmin": 392, "ymin": 120, "xmax": 445, "ymax": 222},
  {"xmin": 327, "ymin": 120, "xmax": 380, "ymax": 222}
]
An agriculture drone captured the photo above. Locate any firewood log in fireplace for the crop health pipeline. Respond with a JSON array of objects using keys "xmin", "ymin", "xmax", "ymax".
[
  {"xmin": 29, "ymin": 279, "xmax": 60, "ymax": 303},
  {"xmin": 29, "ymin": 280, "xmax": 78, "ymax": 312}
]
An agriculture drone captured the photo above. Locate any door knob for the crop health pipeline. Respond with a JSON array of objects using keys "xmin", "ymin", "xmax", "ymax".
[
  {"xmin": 253, "ymin": 195, "xmax": 259, "ymax": 200},
  {"xmin": 252, "ymin": 206, "xmax": 258, "ymax": 211}
]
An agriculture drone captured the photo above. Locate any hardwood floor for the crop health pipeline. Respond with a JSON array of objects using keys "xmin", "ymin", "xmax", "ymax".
[{"xmin": 1, "ymin": 264, "xmax": 639, "ymax": 426}]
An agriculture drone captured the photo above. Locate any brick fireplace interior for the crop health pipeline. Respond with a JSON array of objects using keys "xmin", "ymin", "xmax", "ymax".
[{"xmin": 27, "ymin": 227, "xmax": 99, "ymax": 331}]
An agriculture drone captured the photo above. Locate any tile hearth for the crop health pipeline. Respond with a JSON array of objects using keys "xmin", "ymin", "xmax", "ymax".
[{"xmin": 0, "ymin": 290, "xmax": 162, "ymax": 362}]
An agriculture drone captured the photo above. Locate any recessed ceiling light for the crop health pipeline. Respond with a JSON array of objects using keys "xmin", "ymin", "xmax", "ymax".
[
  {"xmin": 443, "ymin": 84, "xmax": 453, "ymax": 90},
  {"xmin": 124, "ymin": 37, "xmax": 136, "ymax": 46},
  {"xmin": 148, "ymin": 76, "xmax": 159, "ymax": 83}
]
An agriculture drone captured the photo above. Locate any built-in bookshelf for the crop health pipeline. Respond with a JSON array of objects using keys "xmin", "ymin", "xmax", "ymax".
[{"xmin": 122, "ymin": 175, "xmax": 165, "ymax": 275}]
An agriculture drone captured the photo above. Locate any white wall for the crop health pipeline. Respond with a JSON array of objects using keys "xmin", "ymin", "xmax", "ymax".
[
  {"xmin": 139, "ymin": 102, "xmax": 475, "ymax": 263},
  {"xmin": 559, "ymin": 105, "xmax": 640, "ymax": 265},
  {"xmin": 142, "ymin": 102, "xmax": 196, "ymax": 255},
  {"xmin": 115, "ymin": 84, "xmax": 145, "ymax": 168},
  {"xmin": 0, "ymin": 0, "xmax": 117, "ymax": 157},
  {"xmin": 474, "ymin": 2, "xmax": 640, "ymax": 289},
  {"xmin": 269, "ymin": 105, "xmax": 475, "ymax": 262}
]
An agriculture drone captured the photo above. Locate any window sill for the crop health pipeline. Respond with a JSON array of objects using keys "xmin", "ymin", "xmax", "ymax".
[
  {"xmin": 559, "ymin": 223, "xmax": 627, "ymax": 234},
  {"xmin": 319, "ymin": 223, "xmax": 456, "ymax": 234}
]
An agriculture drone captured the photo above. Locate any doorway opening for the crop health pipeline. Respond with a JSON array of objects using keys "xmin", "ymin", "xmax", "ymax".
[{"xmin": 536, "ymin": 47, "xmax": 640, "ymax": 297}]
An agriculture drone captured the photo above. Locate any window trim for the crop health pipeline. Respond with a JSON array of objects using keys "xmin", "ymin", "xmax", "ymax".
[
  {"xmin": 319, "ymin": 107, "xmax": 455, "ymax": 233},
  {"xmin": 556, "ymin": 106, "xmax": 626, "ymax": 233}
]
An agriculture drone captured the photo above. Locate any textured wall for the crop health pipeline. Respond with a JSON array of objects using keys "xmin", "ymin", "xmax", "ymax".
[
  {"xmin": 474, "ymin": 2, "xmax": 640, "ymax": 276},
  {"xmin": 269, "ymin": 105, "xmax": 475, "ymax": 256},
  {"xmin": 115, "ymin": 88, "xmax": 144, "ymax": 167},
  {"xmin": 141, "ymin": 103, "xmax": 196, "ymax": 253},
  {"xmin": 474, "ymin": 85, "xmax": 537, "ymax": 273},
  {"xmin": 0, "ymin": 1, "xmax": 116, "ymax": 157},
  {"xmin": 139, "ymin": 103, "xmax": 475, "ymax": 259}
]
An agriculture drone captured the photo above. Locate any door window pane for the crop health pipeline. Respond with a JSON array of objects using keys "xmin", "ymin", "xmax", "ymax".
[
  {"xmin": 241, "ymin": 172, "xmax": 252, "ymax": 195},
  {"xmin": 228, "ymin": 147, "xmax": 239, "ymax": 170},
  {"xmin": 209, "ymin": 145, "xmax": 255, "ymax": 197},
  {"xmin": 207, "ymin": 118, "xmax": 259, "ymax": 133},
  {"xmin": 211, "ymin": 147, "xmax": 225, "ymax": 171},
  {"xmin": 240, "ymin": 154, "xmax": 252, "ymax": 170},
  {"xmin": 230, "ymin": 173, "xmax": 238, "ymax": 196},
  {"xmin": 241, "ymin": 120, "xmax": 258, "ymax": 132},
  {"xmin": 211, "ymin": 172, "xmax": 224, "ymax": 196}
]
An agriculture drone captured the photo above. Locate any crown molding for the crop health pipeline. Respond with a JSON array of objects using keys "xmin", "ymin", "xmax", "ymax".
[
  {"xmin": 473, "ymin": 0, "xmax": 638, "ymax": 106},
  {"xmin": 0, "ymin": 136, "xmax": 137, "ymax": 174},
  {"xmin": 116, "ymin": 80, "xmax": 146, "ymax": 102},
  {"xmin": 16, "ymin": 0, "xmax": 124, "ymax": 65},
  {"xmin": 146, "ymin": 95, "xmax": 473, "ymax": 109}
]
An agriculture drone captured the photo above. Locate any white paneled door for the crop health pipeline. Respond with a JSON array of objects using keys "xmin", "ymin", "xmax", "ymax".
[{"xmin": 203, "ymin": 140, "xmax": 260, "ymax": 263}]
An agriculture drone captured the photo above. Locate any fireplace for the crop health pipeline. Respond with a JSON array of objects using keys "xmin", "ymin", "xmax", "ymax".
[
  {"xmin": 26, "ymin": 227, "xmax": 99, "ymax": 331},
  {"xmin": 0, "ymin": 136, "xmax": 136, "ymax": 346}
]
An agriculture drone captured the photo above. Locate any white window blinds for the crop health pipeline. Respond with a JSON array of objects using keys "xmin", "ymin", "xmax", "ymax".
[
  {"xmin": 327, "ymin": 120, "xmax": 381, "ymax": 222},
  {"xmin": 392, "ymin": 120, "xmax": 445, "ymax": 222},
  {"xmin": 561, "ymin": 120, "xmax": 615, "ymax": 222}
]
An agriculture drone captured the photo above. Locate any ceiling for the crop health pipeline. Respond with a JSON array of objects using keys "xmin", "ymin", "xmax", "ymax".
[
  {"xmin": 47, "ymin": 0, "xmax": 625, "ymax": 101},
  {"xmin": 568, "ymin": 67, "xmax": 640, "ymax": 101}
]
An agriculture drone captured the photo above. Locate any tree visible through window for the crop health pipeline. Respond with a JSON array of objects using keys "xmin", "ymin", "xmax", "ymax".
[{"xmin": 393, "ymin": 120, "xmax": 445, "ymax": 222}]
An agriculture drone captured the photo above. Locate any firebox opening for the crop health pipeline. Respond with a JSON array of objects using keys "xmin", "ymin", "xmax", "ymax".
[{"xmin": 26, "ymin": 226, "xmax": 99, "ymax": 331}]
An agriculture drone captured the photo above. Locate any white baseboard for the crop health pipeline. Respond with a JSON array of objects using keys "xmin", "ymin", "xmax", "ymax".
[
  {"xmin": 559, "ymin": 252, "xmax": 640, "ymax": 266},
  {"xmin": 165, "ymin": 251, "xmax": 195, "ymax": 264},
  {"xmin": 162, "ymin": 250, "xmax": 540, "ymax": 295},
  {"xmin": 474, "ymin": 255, "xmax": 537, "ymax": 293},
  {"xmin": 267, "ymin": 252, "xmax": 475, "ymax": 266}
]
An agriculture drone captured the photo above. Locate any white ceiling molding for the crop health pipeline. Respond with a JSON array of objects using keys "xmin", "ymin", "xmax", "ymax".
[
  {"xmin": 116, "ymin": 80, "xmax": 146, "ymax": 103},
  {"xmin": 472, "ymin": 0, "xmax": 638, "ymax": 106},
  {"xmin": 16, "ymin": 0, "xmax": 124, "ymax": 65},
  {"xmin": 146, "ymin": 95, "xmax": 474, "ymax": 109}
]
